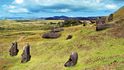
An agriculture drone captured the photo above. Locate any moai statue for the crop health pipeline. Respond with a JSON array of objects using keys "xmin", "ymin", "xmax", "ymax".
[
  {"xmin": 82, "ymin": 21, "xmax": 87, "ymax": 26},
  {"xmin": 96, "ymin": 17, "xmax": 106, "ymax": 31},
  {"xmin": 42, "ymin": 32, "xmax": 61, "ymax": 39},
  {"xmin": 66, "ymin": 35, "xmax": 72, "ymax": 40},
  {"xmin": 64, "ymin": 52, "xmax": 78, "ymax": 67},
  {"xmin": 21, "ymin": 44, "xmax": 31, "ymax": 63},
  {"xmin": 9, "ymin": 42, "xmax": 19, "ymax": 56},
  {"xmin": 108, "ymin": 14, "xmax": 113, "ymax": 22}
]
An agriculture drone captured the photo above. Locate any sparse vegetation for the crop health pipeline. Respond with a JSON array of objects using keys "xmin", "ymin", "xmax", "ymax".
[
  {"xmin": 0, "ymin": 6, "xmax": 124, "ymax": 70},
  {"xmin": 62, "ymin": 19, "xmax": 82, "ymax": 27}
]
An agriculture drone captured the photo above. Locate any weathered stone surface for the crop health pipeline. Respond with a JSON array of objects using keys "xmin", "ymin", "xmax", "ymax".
[
  {"xmin": 108, "ymin": 14, "xmax": 113, "ymax": 22},
  {"xmin": 9, "ymin": 42, "xmax": 19, "ymax": 56},
  {"xmin": 96, "ymin": 24, "xmax": 106, "ymax": 31},
  {"xmin": 42, "ymin": 32, "xmax": 61, "ymax": 39},
  {"xmin": 64, "ymin": 52, "xmax": 78, "ymax": 67},
  {"xmin": 21, "ymin": 44, "xmax": 31, "ymax": 63},
  {"xmin": 66, "ymin": 35, "xmax": 72, "ymax": 40},
  {"xmin": 51, "ymin": 28, "xmax": 64, "ymax": 32},
  {"xmin": 96, "ymin": 18, "xmax": 109, "ymax": 31}
]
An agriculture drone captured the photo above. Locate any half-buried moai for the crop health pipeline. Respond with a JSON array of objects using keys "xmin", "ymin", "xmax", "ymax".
[
  {"xmin": 96, "ymin": 17, "xmax": 107, "ymax": 31},
  {"xmin": 21, "ymin": 44, "xmax": 31, "ymax": 63},
  {"xmin": 9, "ymin": 42, "xmax": 19, "ymax": 56},
  {"xmin": 108, "ymin": 14, "xmax": 113, "ymax": 22},
  {"xmin": 64, "ymin": 52, "xmax": 78, "ymax": 67},
  {"xmin": 66, "ymin": 35, "xmax": 72, "ymax": 40}
]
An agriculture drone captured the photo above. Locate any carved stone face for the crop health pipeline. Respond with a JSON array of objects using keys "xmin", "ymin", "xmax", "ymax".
[
  {"xmin": 9, "ymin": 42, "xmax": 19, "ymax": 56},
  {"xmin": 64, "ymin": 52, "xmax": 78, "ymax": 67},
  {"xmin": 21, "ymin": 44, "xmax": 31, "ymax": 63}
]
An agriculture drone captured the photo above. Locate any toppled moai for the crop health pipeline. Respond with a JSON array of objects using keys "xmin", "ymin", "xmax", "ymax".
[
  {"xmin": 9, "ymin": 42, "xmax": 19, "ymax": 56},
  {"xmin": 66, "ymin": 35, "xmax": 72, "ymax": 40},
  {"xmin": 108, "ymin": 14, "xmax": 113, "ymax": 22},
  {"xmin": 42, "ymin": 32, "xmax": 61, "ymax": 39},
  {"xmin": 96, "ymin": 17, "xmax": 109, "ymax": 31},
  {"xmin": 51, "ymin": 27, "xmax": 64, "ymax": 32},
  {"xmin": 64, "ymin": 52, "xmax": 78, "ymax": 67},
  {"xmin": 21, "ymin": 44, "xmax": 31, "ymax": 63}
]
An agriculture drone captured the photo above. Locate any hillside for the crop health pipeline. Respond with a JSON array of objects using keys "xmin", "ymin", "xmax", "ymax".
[
  {"xmin": 114, "ymin": 6, "xmax": 124, "ymax": 20},
  {"xmin": 108, "ymin": 6, "xmax": 124, "ymax": 38},
  {"xmin": 0, "ymin": 6, "xmax": 124, "ymax": 70}
]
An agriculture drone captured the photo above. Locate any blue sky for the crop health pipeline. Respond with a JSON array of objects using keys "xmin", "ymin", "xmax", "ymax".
[{"xmin": 0, "ymin": 0, "xmax": 124, "ymax": 17}]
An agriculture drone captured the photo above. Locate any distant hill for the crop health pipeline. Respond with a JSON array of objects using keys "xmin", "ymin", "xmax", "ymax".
[
  {"xmin": 114, "ymin": 6, "xmax": 124, "ymax": 19},
  {"xmin": 45, "ymin": 16, "xmax": 98, "ymax": 20},
  {"xmin": 0, "ymin": 16, "xmax": 98, "ymax": 20}
]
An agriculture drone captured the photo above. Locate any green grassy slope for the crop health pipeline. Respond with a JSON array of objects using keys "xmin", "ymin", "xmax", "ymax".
[
  {"xmin": 1, "ymin": 6, "xmax": 124, "ymax": 70},
  {"xmin": 114, "ymin": 6, "xmax": 124, "ymax": 20},
  {"xmin": 0, "ymin": 20, "xmax": 124, "ymax": 70}
]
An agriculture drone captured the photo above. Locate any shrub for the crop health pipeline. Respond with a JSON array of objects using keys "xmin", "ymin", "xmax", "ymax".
[{"xmin": 62, "ymin": 19, "xmax": 82, "ymax": 27}]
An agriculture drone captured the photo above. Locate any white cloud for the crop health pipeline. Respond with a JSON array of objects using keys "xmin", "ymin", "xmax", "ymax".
[
  {"xmin": 55, "ymin": 9, "xmax": 71, "ymax": 13},
  {"xmin": 96, "ymin": 0, "xmax": 102, "ymax": 3},
  {"xmin": 13, "ymin": 0, "xmax": 24, "ymax": 4},
  {"xmin": 8, "ymin": 8, "xmax": 29, "ymax": 13},
  {"xmin": 105, "ymin": 4, "xmax": 118, "ymax": 9},
  {"xmin": 34, "ymin": 0, "xmax": 102, "ymax": 6},
  {"xmin": 2, "ymin": 0, "xmax": 120, "ymax": 14},
  {"xmin": 8, "ymin": 5, "xmax": 16, "ymax": 9}
]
